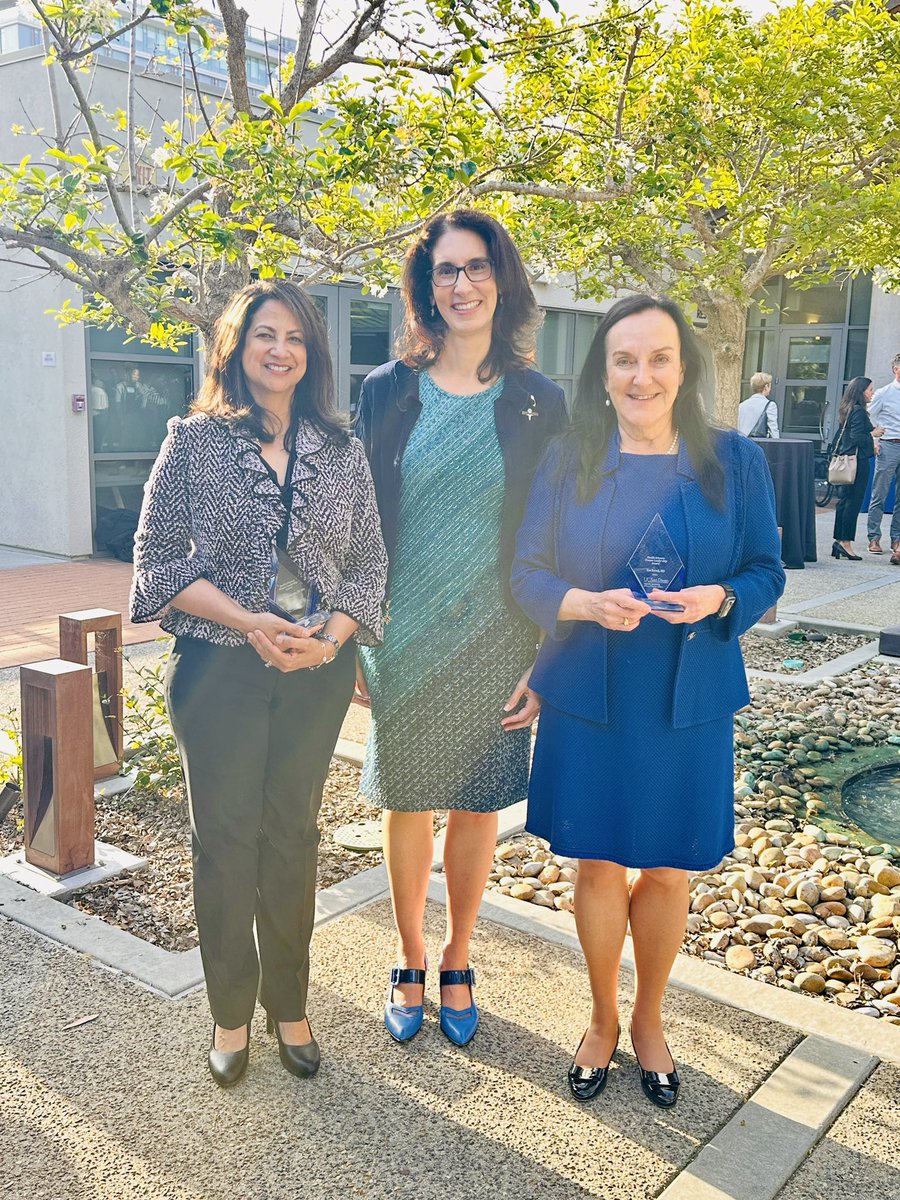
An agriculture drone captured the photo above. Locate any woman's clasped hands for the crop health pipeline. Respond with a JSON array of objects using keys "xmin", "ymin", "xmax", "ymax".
[
  {"xmin": 565, "ymin": 584, "xmax": 726, "ymax": 630},
  {"xmin": 245, "ymin": 612, "xmax": 329, "ymax": 671}
]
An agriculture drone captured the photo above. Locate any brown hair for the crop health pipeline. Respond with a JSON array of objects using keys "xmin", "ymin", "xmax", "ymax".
[
  {"xmin": 192, "ymin": 280, "xmax": 347, "ymax": 446},
  {"xmin": 838, "ymin": 376, "xmax": 872, "ymax": 425},
  {"xmin": 395, "ymin": 209, "xmax": 541, "ymax": 382}
]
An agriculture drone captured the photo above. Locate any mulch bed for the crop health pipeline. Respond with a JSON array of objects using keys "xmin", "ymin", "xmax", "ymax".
[{"xmin": 740, "ymin": 632, "xmax": 874, "ymax": 674}]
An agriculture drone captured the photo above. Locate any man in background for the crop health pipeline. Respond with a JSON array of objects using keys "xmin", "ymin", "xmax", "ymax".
[{"xmin": 867, "ymin": 352, "xmax": 900, "ymax": 563}]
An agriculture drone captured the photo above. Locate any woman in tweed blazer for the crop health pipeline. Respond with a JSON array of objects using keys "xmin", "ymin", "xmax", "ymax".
[{"xmin": 131, "ymin": 281, "xmax": 387, "ymax": 1088}]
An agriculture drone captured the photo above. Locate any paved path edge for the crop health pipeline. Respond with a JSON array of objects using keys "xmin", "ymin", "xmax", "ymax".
[{"xmin": 657, "ymin": 1035, "xmax": 877, "ymax": 1200}]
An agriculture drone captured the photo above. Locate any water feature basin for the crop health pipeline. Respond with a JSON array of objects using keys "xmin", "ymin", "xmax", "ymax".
[{"xmin": 841, "ymin": 763, "xmax": 900, "ymax": 849}]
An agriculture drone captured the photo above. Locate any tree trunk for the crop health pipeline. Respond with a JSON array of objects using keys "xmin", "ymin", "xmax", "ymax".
[{"xmin": 698, "ymin": 295, "xmax": 749, "ymax": 428}]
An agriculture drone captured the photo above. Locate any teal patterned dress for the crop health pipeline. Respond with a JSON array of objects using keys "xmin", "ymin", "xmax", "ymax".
[{"xmin": 359, "ymin": 372, "xmax": 536, "ymax": 812}]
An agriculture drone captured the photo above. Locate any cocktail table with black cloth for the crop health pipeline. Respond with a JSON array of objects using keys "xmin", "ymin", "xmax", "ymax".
[{"xmin": 752, "ymin": 438, "xmax": 817, "ymax": 569}]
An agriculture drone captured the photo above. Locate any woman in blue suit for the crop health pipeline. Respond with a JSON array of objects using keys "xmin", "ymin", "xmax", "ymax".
[{"xmin": 512, "ymin": 294, "xmax": 784, "ymax": 1108}]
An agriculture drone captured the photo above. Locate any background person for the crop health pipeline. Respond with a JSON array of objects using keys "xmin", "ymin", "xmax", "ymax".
[
  {"xmin": 355, "ymin": 209, "xmax": 566, "ymax": 1047},
  {"xmin": 131, "ymin": 281, "xmax": 386, "ymax": 1087},
  {"xmin": 737, "ymin": 372, "xmax": 779, "ymax": 438},
  {"xmin": 512, "ymin": 294, "xmax": 784, "ymax": 1108},
  {"xmin": 867, "ymin": 352, "xmax": 900, "ymax": 562},
  {"xmin": 831, "ymin": 377, "xmax": 883, "ymax": 561}
]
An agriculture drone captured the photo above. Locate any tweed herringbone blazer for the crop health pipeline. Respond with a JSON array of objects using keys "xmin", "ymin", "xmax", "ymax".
[{"xmin": 130, "ymin": 413, "xmax": 387, "ymax": 646}]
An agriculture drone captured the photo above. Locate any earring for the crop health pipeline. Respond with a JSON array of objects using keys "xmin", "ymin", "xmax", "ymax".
[
  {"xmin": 605, "ymin": 397, "xmax": 611, "ymax": 407},
  {"xmin": 430, "ymin": 302, "xmax": 436, "ymax": 318}
]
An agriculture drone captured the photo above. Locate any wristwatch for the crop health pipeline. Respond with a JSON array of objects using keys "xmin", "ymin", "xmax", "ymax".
[{"xmin": 716, "ymin": 584, "xmax": 736, "ymax": 619}]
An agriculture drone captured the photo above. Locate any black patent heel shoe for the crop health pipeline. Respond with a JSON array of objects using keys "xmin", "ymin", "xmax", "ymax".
[
  {"xmin": 567, "ymin": 1024, "xmax": 620, "ymax": 1103},
  {"xmin": 630, "ymin": 1029, "xmax": 680, "ymax": 1108},
  {"xmin": 208, "ymin": 1022, "xmax": 250, "ymax": 1088},
  {"xmin": 267, "ymin": 1014, "xmax": 321, "ymax": 1078}
]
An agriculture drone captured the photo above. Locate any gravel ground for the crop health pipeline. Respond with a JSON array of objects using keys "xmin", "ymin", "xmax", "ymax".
[
  {"xmin": 488, "ymin": 662, "xmax": 900, "ymax": 1020},
  {"xmin": 740, "ymin": 631, "xmax": 875, "ymax": 673}
]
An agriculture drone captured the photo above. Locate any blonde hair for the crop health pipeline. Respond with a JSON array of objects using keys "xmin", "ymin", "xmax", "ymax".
[{"xmin": 750, "ymin": 372, "xmax": 772, "ymax": 393}]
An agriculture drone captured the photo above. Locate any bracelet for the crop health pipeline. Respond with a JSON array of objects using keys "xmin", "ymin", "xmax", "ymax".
[{"xmin": 307, "ymin": 631, "xmax": 339, "ymax": 670}]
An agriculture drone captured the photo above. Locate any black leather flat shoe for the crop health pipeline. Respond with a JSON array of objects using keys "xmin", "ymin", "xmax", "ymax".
[
  {"xmin": 567, "ymin": 1026, "xmax": 619, "ymax": 1103},
  {"xmin": 267, "ymin": 1015, "xmax": 321, "ymax": 1078},
  {"xmin": 631, "ymin": 1031, "xmax": 679, "ymax": 1108},
  {"xmin": 208, "ymin": 1022, "xmax": 250, "ymax": 1088}
]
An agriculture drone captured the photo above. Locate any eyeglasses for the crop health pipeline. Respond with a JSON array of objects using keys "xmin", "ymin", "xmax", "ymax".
[{"xmin": 430, "ymin": 258, "xmax": 494, "ymax": 287}]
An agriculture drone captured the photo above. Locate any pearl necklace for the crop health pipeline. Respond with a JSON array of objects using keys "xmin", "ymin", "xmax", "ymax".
[{"xmin": 666, "ymin": 430, "xmax": 680, "ymax": 455}]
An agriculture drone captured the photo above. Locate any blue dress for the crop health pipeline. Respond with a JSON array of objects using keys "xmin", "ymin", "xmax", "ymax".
[
  {"xmin": 359, "ymin": 372, "xmax": 535, "ymax": 812},
  {"xmin": 527, "ymin": 453, "xmax": 735, "ymax": 870}
]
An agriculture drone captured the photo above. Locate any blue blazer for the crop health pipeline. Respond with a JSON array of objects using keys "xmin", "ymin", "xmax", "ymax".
[{"xmin": 511, "ymin": 429, "xmax": 785, "ymax": 729}]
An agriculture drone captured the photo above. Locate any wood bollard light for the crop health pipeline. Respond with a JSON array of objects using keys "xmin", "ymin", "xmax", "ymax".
[
  {"xmin": 21, "ymin": 659, "xmax": 94, "ymax": 877},
  {"xmin": 58, "ymin": 609, "xmax": 123, "ymax": 781}
]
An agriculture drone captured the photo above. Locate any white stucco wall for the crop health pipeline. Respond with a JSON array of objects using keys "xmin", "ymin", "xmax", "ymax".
[
  {"xmin": 865, "ymin": 286, "xmax": 900, "ymax": 388},
  {"xmin": 0, "ymin": 263, "xmax": 92, "ymax": 555}
]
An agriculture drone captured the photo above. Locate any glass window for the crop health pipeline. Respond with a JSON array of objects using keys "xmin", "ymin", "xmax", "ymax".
[
  {"xmin": 537, "ymin": 311, "xmax": 574, "ymax": 377},
  {"xmin": 844, "ymin": 328, "xmax": 868, "ymax": 382},
  {"xmin": 573, "ymin": 313, "xmax": 600, "ymax": 376},
  {"xmin": 781, "ymin": 279, "xmax": 848, "ymax": 325},
  {"xmin": 742, "ymin": 329, "xmax": 777, "ymax": 391},
  {"xmin": 90, "ymin": 361, "xmax": 194, "ymax": 454},
  {"xmin": 782, "ymin": 385, "xmax": 828, "ymax": 435},
  {"xmin": 350, "ymin": 300, "xmax": 391, "ymax": 366},
  {"xmin": 94, "ymin": 460, "xmax": 155, "ymax": 515},
  {"xmin": 849, "ymin": 274, "xmax": 873, "ymax": 326},
  {"xmin": 786, "ymin": 335, "xmax": 832, "ymax": 381}
]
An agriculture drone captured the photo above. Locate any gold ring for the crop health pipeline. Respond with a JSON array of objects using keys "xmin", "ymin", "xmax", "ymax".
[{"xmin": 622, "ymin": 618, "xmax": 630, "ymax": 627}]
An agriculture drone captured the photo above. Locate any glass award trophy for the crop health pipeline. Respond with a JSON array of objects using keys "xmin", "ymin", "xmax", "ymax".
[
  {"xmin": 267, "ymin": 547, "xmax": 330, "ymax": 627},
  {"xmin": 628, "ymin": 513, "xmax": 686, "ymax": 612}
]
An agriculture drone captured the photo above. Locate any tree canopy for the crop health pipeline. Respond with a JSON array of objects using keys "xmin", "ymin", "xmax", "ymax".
[
  {"xmin": 469, "ymin": 0, "xmax": 900, "ymax": 418},
  {"xmin": 0, "ymin": 0, "xmax": 518, "ymax": 341}
]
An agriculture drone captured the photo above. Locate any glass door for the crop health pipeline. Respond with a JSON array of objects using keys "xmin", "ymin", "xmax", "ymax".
[
  {"xmin": 775, "ymin": 327, "xmax": 845, "ymax": 442},
  {"xmin": 337, "ymin": 288, "xmax": 404, "ymax": 420}
]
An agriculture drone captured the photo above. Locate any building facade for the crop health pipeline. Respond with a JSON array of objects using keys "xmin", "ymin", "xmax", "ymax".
[{"xmin": 1, "ymin": 5, "xmax": 898, "ymax": 558}]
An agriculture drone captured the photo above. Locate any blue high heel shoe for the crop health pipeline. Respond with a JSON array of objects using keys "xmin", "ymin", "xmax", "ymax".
[
  {"xmin": 384, "ymin": 965, "xmax": 426, "ymax": 1042},
  {"xmin": 439, "ymin": 967, "xmax": 478, "ymax": 1047}
]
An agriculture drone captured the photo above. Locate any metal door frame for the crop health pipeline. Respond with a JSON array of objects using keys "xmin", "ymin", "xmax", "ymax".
[{"xmin": 774, "ymin": 324, "xmax": 846, "ymax": 444}]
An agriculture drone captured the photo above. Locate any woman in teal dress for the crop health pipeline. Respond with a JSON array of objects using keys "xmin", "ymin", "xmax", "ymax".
[{"xmin": 355, "ymin": 210, "xmax": 567, "ymax": 1046}]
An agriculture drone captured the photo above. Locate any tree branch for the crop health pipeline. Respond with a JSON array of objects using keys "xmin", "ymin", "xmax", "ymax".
[
  {"xmin": 144, "ymin": 182, "xmax": 211, "ymax": 245},
  {"xmin": 285, "ymin": 0, "xmax": 389, "ymax": 107},
  {"xmin": 32, "ymin": 0, "xmax": 136, "ymax": 238},
  {"xmin": 185, "ymin": 34, "xmax": 216, "ymax": 136},
  {"xmin": 218, "ymin": 0, "xmax": 252, "ymax": 115},
  {"xmin": 469, "ymin": 178, "xmax": 626, "ymax": 203},
  {"xmin": 61, "ymin": 6, "xmax": 153, "ymax": 62}
]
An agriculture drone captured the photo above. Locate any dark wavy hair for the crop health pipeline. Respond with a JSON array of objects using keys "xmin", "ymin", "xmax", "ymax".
[
  {"xmin": 838, "ymin": 376, "xmax": 872, "ymax": 425},
  {"xmin": 567, "ymin": 293, "xmax": 724, "ymax": 508},
  {"xmin": 192, "ymin": 280, "xmax": 347, "ymax": 446},
  {"xmin": 395, "ymin": 209, "xmax": 541, "ymax": 382}
]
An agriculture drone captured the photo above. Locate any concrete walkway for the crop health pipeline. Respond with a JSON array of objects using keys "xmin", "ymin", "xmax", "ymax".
[
  {"xmin": 2, "ymin": 818, "xmax": 900, "ymax": 1200},
  {"xmin": 1, "ymin": 517, "xmax": 899, "ymax": 1198},
  {"xmin": 774, "ymin": 511, "xmax": 900, "ymax": 632}
]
